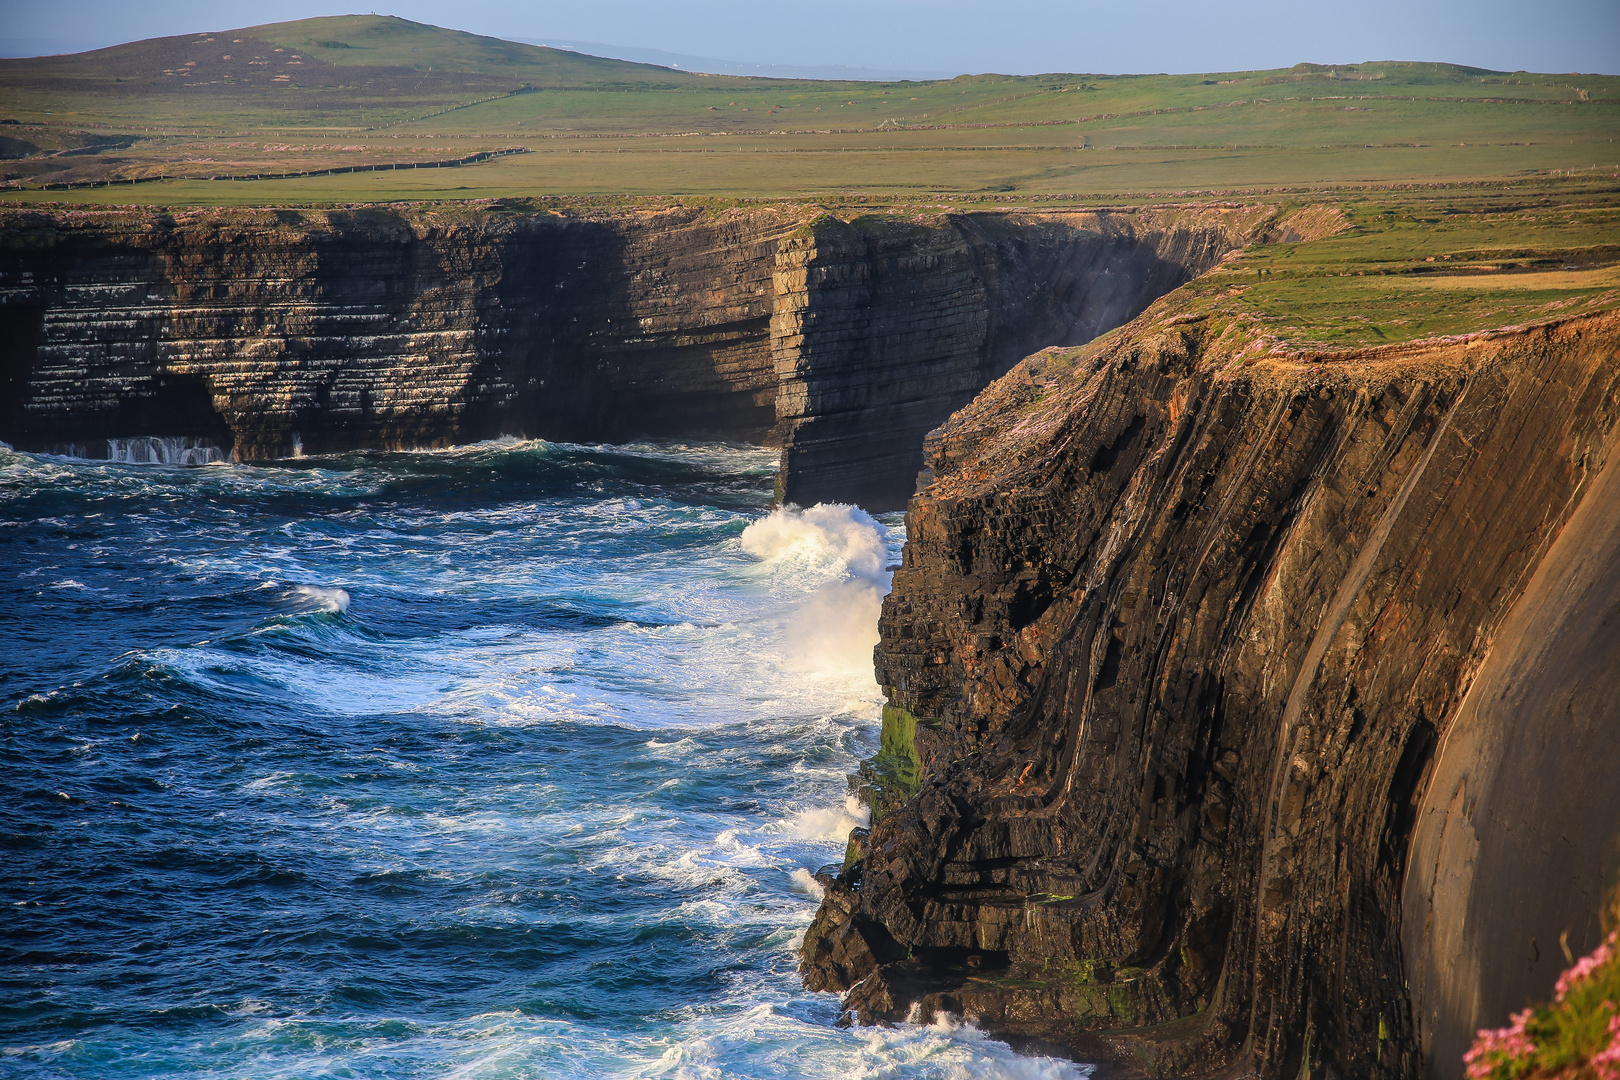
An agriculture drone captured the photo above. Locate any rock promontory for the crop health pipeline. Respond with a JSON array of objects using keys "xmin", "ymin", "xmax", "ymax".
[{"xmin": 801, "ymin": 288, "xmax": 1620, "ymax": 1078}]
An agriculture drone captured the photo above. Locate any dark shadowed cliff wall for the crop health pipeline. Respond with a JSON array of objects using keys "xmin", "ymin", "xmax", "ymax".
[
  {"xmin": 0, "ymin": 204, "xmax": 1264, "ymax": 505},
  {"xmin": 800, "ymin": 302, "xmax": 1620, "ymax": 1078},
  {"xmin": 770, "ymin": 208, "xmax": 1259, "ymax": 508},
  {"xmin": 0, "ymin": 206, "xmax": 799, "ymax": 460}
]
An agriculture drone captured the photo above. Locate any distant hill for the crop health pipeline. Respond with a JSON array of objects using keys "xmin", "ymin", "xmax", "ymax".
[
  {"xmin": 237, "ymin": 16, "xmax": 727, "ymax": 86},
  {"xmin": 0, "ymin": 14, "xmax": 810, "ymax": 138},
  {"xmin": 0, "ymin": 15, "xmax": 770, "ymax": 128}
]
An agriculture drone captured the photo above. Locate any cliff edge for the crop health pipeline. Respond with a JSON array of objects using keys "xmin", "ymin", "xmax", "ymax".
[{"xmin": 801, "ymin": 288, "xmax": 1620, "ymax": 1078}]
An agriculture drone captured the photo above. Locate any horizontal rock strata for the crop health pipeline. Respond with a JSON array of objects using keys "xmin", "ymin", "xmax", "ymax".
[
  {"xmin": 0, "ymin": 205, "xmax": 800, "ymax": 460},
  {"xmin": 0, "ymin": 203, "xmax": 1267, "ymax": 505},
  {"xmin": 771, "ymin": 207, "xmax": 1267, "ymax": 508},
  {"xmin": 800, "ymin": 302, "xmax": 1620, "ymax": 1078}
]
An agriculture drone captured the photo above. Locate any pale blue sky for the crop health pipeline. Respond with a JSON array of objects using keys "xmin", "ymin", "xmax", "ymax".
[{"xmin": 2, "ymin": 0, "xmax": 1615, "ymax": 76}]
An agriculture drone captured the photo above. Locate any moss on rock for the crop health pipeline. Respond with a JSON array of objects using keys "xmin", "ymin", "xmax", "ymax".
[{"xmin": 851, "ymin": 704, "xmax": 935, "ymax": 823}]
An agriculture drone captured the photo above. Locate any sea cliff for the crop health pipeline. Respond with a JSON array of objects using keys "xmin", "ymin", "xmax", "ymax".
[
  {"xmin": 801, "ymin": 292, "xmax": 1620, "ymax": 1078},
  {"xmin": 6, "ymin": 194, "xmax": 1613, "ymax": 1078},
  {"xmin": 0, "ymin": 202, "xmax": 1264, "ymax": 507}
]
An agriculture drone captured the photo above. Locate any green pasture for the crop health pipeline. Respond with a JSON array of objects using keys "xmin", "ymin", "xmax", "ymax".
[
  {"xmin": 4, "ymin": 141, "xmax": 1610, "ymax": 204},
  {"xmin": 1, "ymin": 15, "xmax": 1614, "ymax": 200},
  {"xmin": 1185, "ymin": 189, "xmax": 1620, "ymax": 348}
]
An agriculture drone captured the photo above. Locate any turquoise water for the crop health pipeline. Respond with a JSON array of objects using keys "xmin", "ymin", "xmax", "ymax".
[{"xmin": 0, "ymin": 440, "xmax": 1087, "ymax": 1080}]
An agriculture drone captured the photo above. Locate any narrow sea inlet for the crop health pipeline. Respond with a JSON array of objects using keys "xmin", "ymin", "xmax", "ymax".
[{"xmin": 0, "ymin": 440, "xmax": 1086, "ymax": 1079}]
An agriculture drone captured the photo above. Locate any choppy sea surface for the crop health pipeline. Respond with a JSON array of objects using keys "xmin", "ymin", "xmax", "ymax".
[{"xmin": 0, "ymin": 439, "xmax": 1088, "ymax": 1080}]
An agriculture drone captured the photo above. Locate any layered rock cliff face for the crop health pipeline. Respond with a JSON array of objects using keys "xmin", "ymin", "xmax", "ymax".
[
  {"xmin": 0, "ymin": 203, "xmax": 1262, "ymax": 505},
  {"xmin": 0, "ymin": 205, "xmax": 800, "ymax": 460},
  {"xmin": 771, "ymin": 208, "xmax": 1261, "ymax": 508},
  {"xmin": 801, "ymin": 301, "xmax": 1620, "ymax": 1078}
]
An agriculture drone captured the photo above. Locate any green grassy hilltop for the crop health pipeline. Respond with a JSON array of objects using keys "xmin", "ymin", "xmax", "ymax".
[{"xmin": 1, "ymin": 15, "xmax": 1615, "ymax": 201}]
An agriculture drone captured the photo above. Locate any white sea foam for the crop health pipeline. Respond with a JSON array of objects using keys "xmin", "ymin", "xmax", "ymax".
[
  {"xmin": 789, "ymin": 867, "xmax": 826, "ymax": 899},
  {"xmin": 740, "ymin": 503, "xmax": 891, "ymax": 678},
  {"xmin": 107, "ymin": 435, "xmax": 226, "ymax": 466},
  {"xmin": 645, "ymin": 737, "xmax": 700, "ymax": 755},
  {"xmin": 419, "ymin": 434, "xmax": 537, "ymax": 456},
  {"xmin": 242, "ymin": 771, "xmax": 297, "ymax": 793},
  {"xmin": 207, "ymin": 609, "xmax": 869, "ymax": 728},
  {"xmin": 778, "ymin": 796, "xmax": 870, "ymax": 842},
  {"xmin": 842, "ymin": 1013, "xmax": 1095, "ymax": 1079},
  {"xmin": 631, "ymin": 1005, "xmax": 1093, "ymax": 1080},
  {"xmin": 212, "ymin": 987, "xmax": 826, "ymax": 1080},
  {"xmin": 713, "ymin": 829, "xmax": 777, "ymax": 868},
  {"xmin": 290, "ymin": 584, "xmax": 350, "ymax": 613},
  {"xmin": 740, "ymin": 502, "xmax": 889, "ymax": 582}
]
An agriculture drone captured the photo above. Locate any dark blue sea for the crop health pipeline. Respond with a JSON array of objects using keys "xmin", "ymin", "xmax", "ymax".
[{"xmin": 0, "ymin": 439, "xmax": 1086, "ymax": 1079}]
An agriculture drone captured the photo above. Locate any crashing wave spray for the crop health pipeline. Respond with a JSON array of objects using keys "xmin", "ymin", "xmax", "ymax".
[
  {"xmin": 740, "ymin": 503, "xmax": 890, "ymax": 676},
  {"xmin": 107, "ymin": 436, "xmax": 225, "ymax": 465},
  {"xmin": 290, "ymin": 584, "xmax": 351, "ymax": 614}
]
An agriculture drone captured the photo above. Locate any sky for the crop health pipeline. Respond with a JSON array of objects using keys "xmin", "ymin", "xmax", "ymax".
[{"xmin": 1, "ymin": 0, "xmax": 1616, "ymax": 76}]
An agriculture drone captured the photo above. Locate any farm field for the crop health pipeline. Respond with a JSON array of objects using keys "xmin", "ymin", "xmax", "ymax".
[
  {"xmin": 1181, "ymin": 185, "xmax": 1620, "ymax": 349},
  {"xmin": 1, "ymin": 14, "xmax": 1616, "ymax": 200}
]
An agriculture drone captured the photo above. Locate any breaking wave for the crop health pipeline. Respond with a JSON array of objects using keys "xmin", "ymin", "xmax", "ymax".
[
  {"xmin": 742, "ymin": 503, "xmax": 891, "ymax": 676},
  {"xmin": 0, "ymin": 440, "xmax": 1088, "ymax": 1080},
  {"xmin": 290, "ymin": 584, "xmax": 351, "ymax": 614}
]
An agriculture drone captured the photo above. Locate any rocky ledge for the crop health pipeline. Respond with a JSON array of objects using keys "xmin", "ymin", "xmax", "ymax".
[{"xmin": 801, "ymin": 295, "xmax": 1620, "ymax": 1078}]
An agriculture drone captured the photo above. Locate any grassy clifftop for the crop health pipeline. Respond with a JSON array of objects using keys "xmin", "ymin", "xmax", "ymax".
[
  {"xmin": 1186, "ymin": 188, "xmax": 1620, "ymax": 349},
  {"xmin": 1, "ymin": 16, "xmax": 1615, "ymax": 200}
]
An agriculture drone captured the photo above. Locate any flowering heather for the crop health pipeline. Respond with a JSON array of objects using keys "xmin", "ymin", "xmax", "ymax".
[
  {"xmin": 1595, "ymin": 1014, "xmax": 1620, "ymax": 1080},
  {"xmin": 1557, "ymin": 937, "xmax": 1615, "ymax": 1001},
  {"xmin": 1466, "ymin": 1009, "xmax": 1539, "ymax": 1080},
  {"xmin": 1464, "ymin": 927, "xmax": 1620, "ymax": 1080}
]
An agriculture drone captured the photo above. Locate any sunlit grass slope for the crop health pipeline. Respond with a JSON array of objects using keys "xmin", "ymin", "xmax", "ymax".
[{"xmin": 1178, "ymin": 188, "xmax": 1620, "ymax": 349}]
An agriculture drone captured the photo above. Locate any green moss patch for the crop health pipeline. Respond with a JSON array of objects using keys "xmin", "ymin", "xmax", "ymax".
[{"xmin": 851, "ymin": 704, "xmax": 935, "ymax": 823}]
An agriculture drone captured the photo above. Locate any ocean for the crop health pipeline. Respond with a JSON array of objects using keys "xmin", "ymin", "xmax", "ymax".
[{"xmin": 0, "ymin": 439, "xmax": 1087, "ymax": 1079}]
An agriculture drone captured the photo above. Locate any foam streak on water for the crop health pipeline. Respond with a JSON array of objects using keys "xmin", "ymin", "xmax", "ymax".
[{"xmin": 0, "ymin": 440, "xmax": 1090, "ymax": 1079}]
